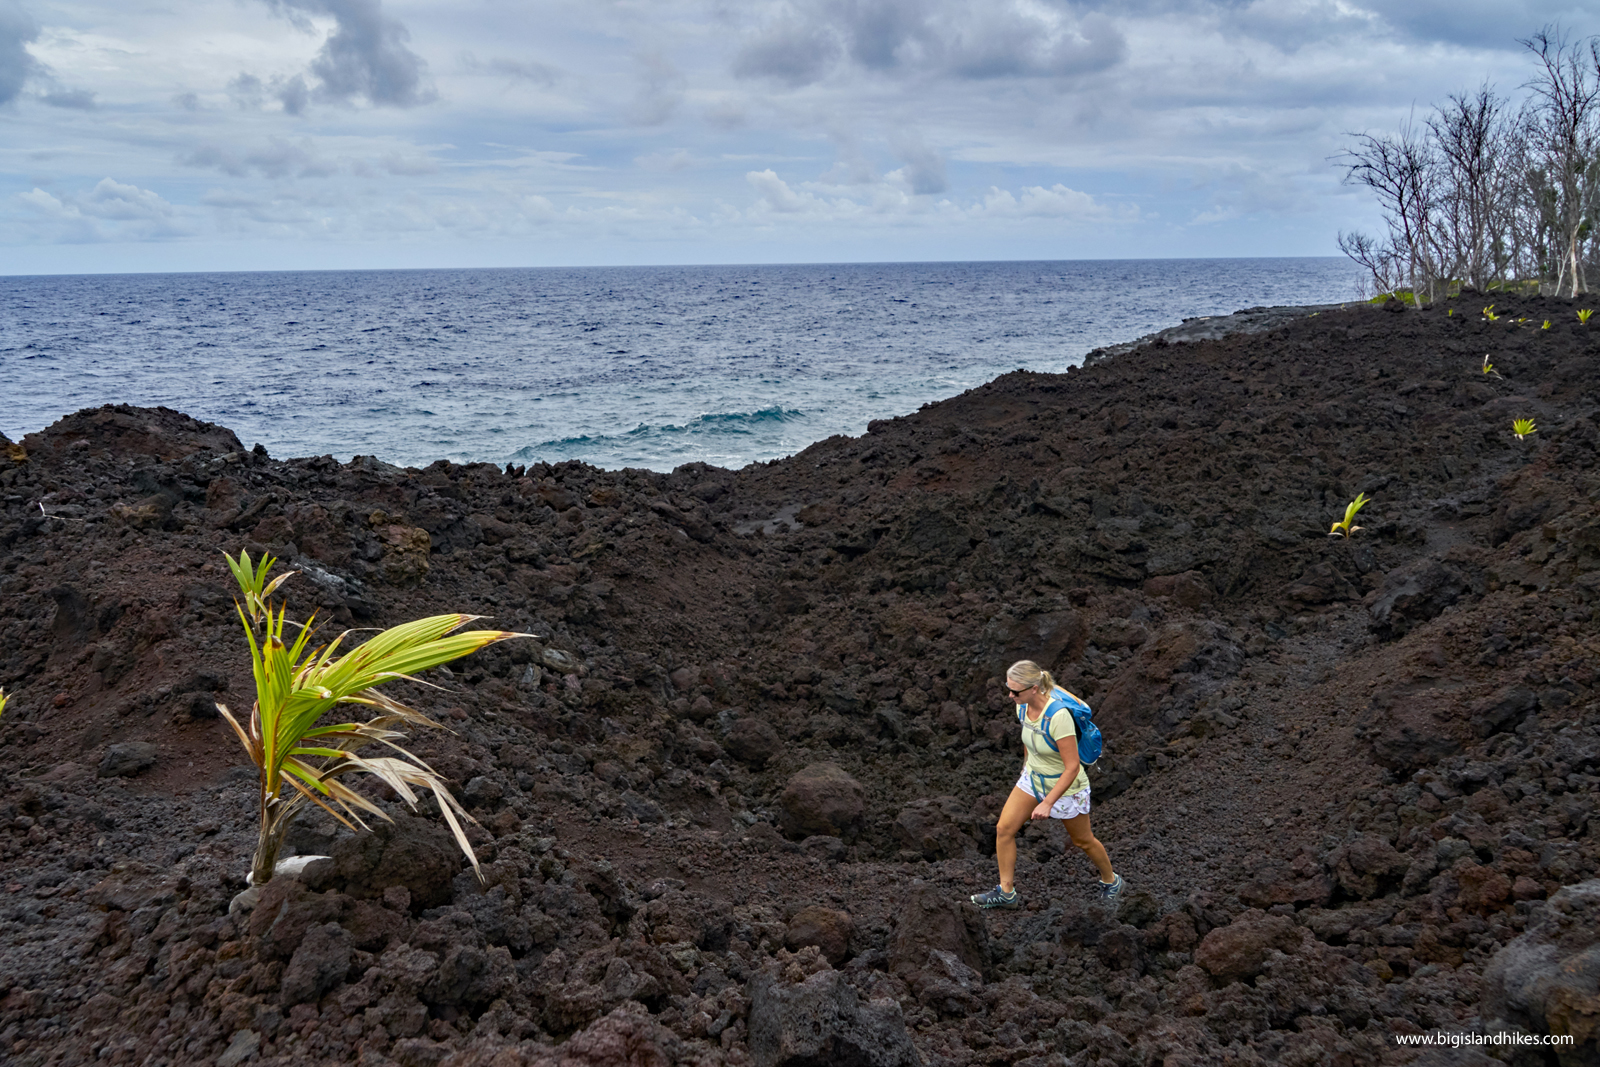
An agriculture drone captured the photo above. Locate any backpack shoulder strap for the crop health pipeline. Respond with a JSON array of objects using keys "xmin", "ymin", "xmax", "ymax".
[{"xmin": 1036, "ymin": 693, "xmax": 1063, "ymax": 752}]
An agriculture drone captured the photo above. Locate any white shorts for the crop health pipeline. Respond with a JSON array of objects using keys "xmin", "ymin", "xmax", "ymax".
[{"xmin": 1015, "ymin": 772, "xmax": 1091, "ymax": 820}]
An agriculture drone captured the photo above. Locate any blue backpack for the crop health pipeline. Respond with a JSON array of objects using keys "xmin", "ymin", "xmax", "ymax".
[{"xmin": 1018, "ymin": 688, "xmax": 1103, "ymax": 766}]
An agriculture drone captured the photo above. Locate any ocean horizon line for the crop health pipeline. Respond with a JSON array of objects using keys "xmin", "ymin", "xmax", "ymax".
[{"xmin": 0, "ymin": 253, "xmax": 1350, "ymax": 282}]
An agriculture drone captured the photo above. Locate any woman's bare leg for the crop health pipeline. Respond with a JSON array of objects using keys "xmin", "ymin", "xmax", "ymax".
[
  {"xmin": 994, "ymin": 788, "xmax": 1039, "ymax": 892},
  {"xmin": 1063, "ymin": 811, "xmax": 1114, "ymax": 882}
]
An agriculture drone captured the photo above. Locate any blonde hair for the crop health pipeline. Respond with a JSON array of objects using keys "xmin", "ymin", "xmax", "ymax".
[{"xmin": 1007, "ymin": 659, "xmax": 1056, "ymax": 697}]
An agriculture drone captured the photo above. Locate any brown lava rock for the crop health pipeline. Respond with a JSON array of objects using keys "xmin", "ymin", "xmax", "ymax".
[
  {"xmin": 1195, "ymin": 909, "xmax": 1305, "ymax": 983},
  {"xmin": 778, "ymin": 762, "xmax": 865, "ymax": 840}
]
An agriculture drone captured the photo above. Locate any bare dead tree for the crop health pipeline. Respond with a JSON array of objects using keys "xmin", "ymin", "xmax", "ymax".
[
  {"xmin": 1519, "ymin": 28, "xmax": 1600, "ymax": 296},
  {"xmin": 1504, "ymin": 120, "xmax": 1566, "ymax": 291},
  {"xmin": 1337, "ymin": 118, "xmax": 1445, "ymax": 305},
  {"xmin": 1428, "ymin": 85, "xmax": 1512, "ymax": 292},
  {"xmin": 1337, "ymin": 27, "xmax": 1600, "ymax": 299},
  {"xmin": 1336, "ymin": 230, "xmax": 1402, "ymax": 298}
]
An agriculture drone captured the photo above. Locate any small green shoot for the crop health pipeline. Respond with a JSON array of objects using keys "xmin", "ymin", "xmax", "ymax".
[
  {"xmin": 1482, "ymin": 305, "xmax": 1499, "ymax": 321},
  {"xmin": 1513, "ymin": 418, "xmax": 1537, "ymax": 440},
  {"xmin": 0, "ymin": 687, "xmax": 7, "ymax": 723},
  {"xmin": 1542, "ymin": 320, "xmax": 1552, "ymax": 330},
  {"xmin": 1482, "ymin": 354, "xmax": 1502, "ymax": 379},
  {"xmin": 1329, "ymin": 492, "xmax": 1370, "ymax": 538},
  {"xmin": 1580, "ymin": 309, "xmax": 1594, "ymax": 325}
]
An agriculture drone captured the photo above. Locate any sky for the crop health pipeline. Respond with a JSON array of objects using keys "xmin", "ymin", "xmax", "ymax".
[{"xmin": 2, "ymin": 0, "xmax": 1597, "ymax": 274}]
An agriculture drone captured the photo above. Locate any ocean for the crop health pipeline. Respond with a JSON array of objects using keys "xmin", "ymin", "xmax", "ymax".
[{"xmin": 1, "ymin": 259, "xmax": 1360, "ymax": 472}]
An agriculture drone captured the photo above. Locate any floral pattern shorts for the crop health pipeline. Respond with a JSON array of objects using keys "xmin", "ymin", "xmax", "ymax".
[{"xmin": 1015, "ymin": 771, "xmax": 1091, "ymax": 819}]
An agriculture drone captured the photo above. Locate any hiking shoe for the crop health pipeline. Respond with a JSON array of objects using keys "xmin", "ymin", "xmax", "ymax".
[
  {"xmin": 1098, "ymin": 873, "xmax": 1125, "ymax": 905},
  {"xmin": 970, "ymin": 885, "xmax": 1020, "ymax": 909}
]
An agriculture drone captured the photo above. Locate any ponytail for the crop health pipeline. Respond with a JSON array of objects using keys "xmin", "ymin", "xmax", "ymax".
[{"xmin": 1007, "ymin": 660, "xmax": 1058, "ymax": 697}]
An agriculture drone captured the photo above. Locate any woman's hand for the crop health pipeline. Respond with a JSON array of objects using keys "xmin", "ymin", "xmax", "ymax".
[{"xmin": 1031, "ymin": 800, "xmax": 1053, "ymax": 820}]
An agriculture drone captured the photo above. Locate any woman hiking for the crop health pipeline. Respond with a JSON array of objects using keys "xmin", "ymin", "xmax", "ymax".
[{"xmin": 970, "ymin": 659, "xmax": 1123, "ymax": 909}]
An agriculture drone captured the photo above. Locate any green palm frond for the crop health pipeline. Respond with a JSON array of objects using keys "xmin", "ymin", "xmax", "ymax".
[{"xmin": 220, "ymin": 550, "xmax": 530, "ymax": 886}]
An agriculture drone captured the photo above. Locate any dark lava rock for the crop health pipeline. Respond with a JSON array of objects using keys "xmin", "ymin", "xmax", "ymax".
[
  {"xmin": 8, "ymin": 295, "xmax": 1600, "ymax": 1067},
  {"xmin": 1144, "ymin": 570, "xmax": 1214, "ymax": 608},
  {"xmin": 308, "ymin": 811, "xmax": 462, "ymax": 908},
  {"xmin": 891, "ymin": 796, "xmax": 979, "ymax": 860},
  {"xmin": 24, "ymin": 403, "xmax": 244, "ymax": 461},
  {"xmin": 250, "ymin": 878, "xmax": 350, "ymax": 961},
  {"xmin": 1330, "ymin": 834, "xmax": 1411, "ymax": 900},
  {"xmin": 96, "ymin": 741, "xmax": 157, "ymax": 778},
  {"xmin": 280, "ymin": 922, "xmax": 352, "ymax": 1006},
  {"xmin": 779, "ymin": 763, "xmax": 865, "ymax": 840},
  {"xmin": 1366, "ymin": 554, "xmax": 1484, "ymax": 638},
  {"xmin": 726, "ymin": 716, "xmax": 782, "ymax": 768},
  {"xmin": 887, "ymin": 883, "xmax": 987, "ymax": 977},
  {"xmin": 85, "ymin": 862, "xmax": 184, "ymax": 912},
  {"xmin": 747, "ymin": 969, "xmax": 922, "ymax": 1067},
  {"xmin": 542, "ymin": 1002, "xmax": 683, "ymax": 1066},
  {"xmin": 425, "ymin": 943, "xmax": 516, "ymax": 1008},
  {"xmin": 1363, "ymin": 686, "xmax": 1467, "ymax": 771},
  {"xmin": 906, "ymin": 948, "xmax": 984, "ymax": 1017},
  {"xmin": 1482, "ymin": 879, "xmax": 1600, "ymax": 1060},
  {"xmin": 1471, "ymin": 684, "xmax": 1540, "ymax": 738}
]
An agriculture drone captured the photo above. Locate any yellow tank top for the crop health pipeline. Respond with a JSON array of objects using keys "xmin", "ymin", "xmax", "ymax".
[{"xmin": 1019, "ymin": 691, "xmax": 1090, "ymax": 798}]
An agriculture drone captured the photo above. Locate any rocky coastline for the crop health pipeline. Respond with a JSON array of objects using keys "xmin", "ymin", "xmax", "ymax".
[{"xmin": 2, "ymin": 292, "xmax": 1599, "ymax": 1067}]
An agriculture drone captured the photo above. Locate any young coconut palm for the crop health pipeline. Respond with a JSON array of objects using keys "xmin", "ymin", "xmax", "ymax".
[
  {"xmin": 220, "ymin": 550, "xmax": 528, "ymax": 886},
  {"xmin": 1329, "ymin": 492, "xmax": 1370, "ymax": 538}
]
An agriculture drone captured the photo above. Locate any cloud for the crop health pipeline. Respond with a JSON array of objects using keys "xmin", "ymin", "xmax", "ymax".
[
  {"xmin": 889, "ymin": 135, "xmax": 946, "ymax": 194},
  {"xmin": 745, "ymin": 167, "xmax": 1132, "ymax": 226},
  {"xmin": 182, "ymin": 137, "xmax": 339, "ymax": 179},
  {"xmin": 733, "ymin": 15, "xmax": 840, "ymax": 87},
  {"xmin": 39, "ymin": 86, "xmax": 95, "ymax": 109},
  {"xmin": 732, "ymin": 0, "xmax": 1127, "ymax": 86},
  {"xmin": 278, "ymin": 74, "xmax": 311, "ymax": 114},
  {"xmin": 79, "ymin": 178, "xmax": 174, "ymax": 221},
  {"xmin": 228, "ymin": 70, "xmax": 313, "ymax": 115},
  {"xmin": 978, "ymin": 183, "xmax": 1128, "ymax": 220},
  {"xmin": 819, "ymin": 128, "xmax": 878, "ymax": 184},
  {"xmin": 229, "ymin": 73, "xmax": 266, "ymax": 109},
  {"xmin": 1182, "ymin": 160, "xmax": 1317, "ymax": 223},
  {"xmin": 17, "ymin": 179, "xmax": 187, "ymax": 241},
  {"xmin": 746, "ymin": 168, "xmax": 828, "ymax": 213},
  {"xmin": 629, "ymin": 51, "xmax": 685, "ymax": 126},
  {"xmin": 378, "ymin": 151, "xmax": 438, "ymax": 176},
  {"xmin": 636, "ymin": 148, "xmax": 696, "ymax": 172},
  {"xmin": 261, "ymin": 0, "xmax": 433, "ymax": 109},
  {"xmin": 0, "ymin": 0, "xmax": 40, "ymax": 105},
  {"xmin": 460, "ymin": 53, "xmax": 561, "ymax": 88}
]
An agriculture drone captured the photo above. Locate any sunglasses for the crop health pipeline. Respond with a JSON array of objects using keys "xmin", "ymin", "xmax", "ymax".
[{"xmin": 1005, "ymin": 683, "xmax": 1034, "ymax": 697}]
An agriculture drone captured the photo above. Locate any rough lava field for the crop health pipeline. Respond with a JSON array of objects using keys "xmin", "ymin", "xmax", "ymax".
[{"xmin": 2, "ymin": 294, "xmax": 1599, "ymax": 1067}]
